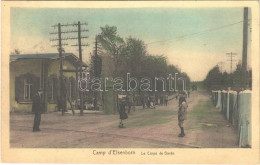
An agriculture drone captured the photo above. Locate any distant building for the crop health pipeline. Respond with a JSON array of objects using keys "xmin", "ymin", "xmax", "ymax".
[{"xmin": 10, "ymin": 53, "xmax": 87, "ymax": 112}]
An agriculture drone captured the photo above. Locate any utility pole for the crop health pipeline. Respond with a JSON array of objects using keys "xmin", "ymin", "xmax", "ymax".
[
  {"xmin": 70, "ymin": 21, "xmax": 89, "ymax": 116},
  {"xmin": 94, "ymin": 36, "xmax": 98, "ymax": 110},
  {"xmin": 226, "ymin": 52, "xmax": 237, "ymax": 73},
  {"xmin": 50, "ymin": 21, "xmax": 88, "ymax": 116},
  {"xmin": 50, "ymin": 23, "xmax": 69, "ymax": 116},
  {"xmin": 93, "ymin": 35, "xmax": 101, "ymax": 110},
  {"xmin": 77, "ymin": 21, "xmax": 84, "ymax": 116},
  {"xmin": 241, "ymin": 7, "xmax": 249, "ymax": 89},
  {"xmin": 58, "ymin": 23, "xmax": 65, "ymax": 115}
]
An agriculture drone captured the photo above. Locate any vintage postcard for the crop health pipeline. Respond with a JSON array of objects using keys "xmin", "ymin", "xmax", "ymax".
[{"xmin": 1, "ymin": 1, "xmax": 260, "ymax": 164}]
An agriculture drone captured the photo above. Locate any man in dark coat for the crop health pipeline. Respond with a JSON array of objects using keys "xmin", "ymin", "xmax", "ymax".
[
  {"xmin": 119, "ymin": 98, "xmax": 128, "ymax": 128},
  {"xmin": 32, "ymin": 89, "xmax": 44, "ymax": 132}
]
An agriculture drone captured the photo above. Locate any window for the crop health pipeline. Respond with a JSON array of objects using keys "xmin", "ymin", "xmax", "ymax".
[
  {"xmin": 68, "ymin": 77, "xmax": 76, "ymax": 101},
  {"xmin": 15, "ymin": 73, "xmax": 39, "ymax": 103},
  {"xmin": 48, "ymin": 75, "xmax": 58, "ymax": 102},
  {"xmin": 24, "ymin": 79, "xmax": 33, "ymax": 100}
]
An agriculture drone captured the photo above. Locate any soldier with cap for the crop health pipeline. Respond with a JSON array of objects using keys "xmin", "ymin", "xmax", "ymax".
[
  {"xmin": 32, "ymin": 89, "xmax": 44, "ymax": 132},
  {"xmin": 178, "ymin": 91, "xmax": 188, "ymax": 137}
]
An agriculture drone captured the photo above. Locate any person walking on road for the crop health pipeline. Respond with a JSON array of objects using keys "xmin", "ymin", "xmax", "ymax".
[
  {"xmin": 32, "ymin": 89, "xmax": 44, "ymax": 132},
  {"xmin": 119, "ymin": 98, "xmax": 128, "ymax": 128}
]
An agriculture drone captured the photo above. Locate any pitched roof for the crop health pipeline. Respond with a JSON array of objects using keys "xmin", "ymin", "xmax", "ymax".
[{"xmin": 10, "ymin": 53, "xmax": 87, "ymax": 67}]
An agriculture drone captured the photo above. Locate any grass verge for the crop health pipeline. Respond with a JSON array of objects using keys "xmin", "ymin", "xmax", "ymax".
[
  {"xmin": 187, "ymin": 99, "xmax": 225, "ymax": 130},
  {"xmin": 127, "ymin": 109, "xmax": 177, "ymax": 127}
]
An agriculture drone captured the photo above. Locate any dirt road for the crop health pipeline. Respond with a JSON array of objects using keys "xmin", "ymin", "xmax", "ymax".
[{"xmin": 10, "ymin": 91, "xmax": 238, "ymax": 148}]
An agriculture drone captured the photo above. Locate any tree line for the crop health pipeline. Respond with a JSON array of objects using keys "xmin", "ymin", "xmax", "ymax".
[
  {"xmin": 203, "ymin": 62, "xmax": 252, "ymax": 91},
  {"xmin": 89, "ymin": 25, "xmax": 191, "ymax": 93}
]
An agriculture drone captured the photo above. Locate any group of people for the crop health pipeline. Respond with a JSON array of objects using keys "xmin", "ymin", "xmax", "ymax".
[
  {"xmin": 32, "ymin": 88, "xmax": 189, "ymax": 138},
  {"xmin": 141, "ymin": 95, "xmax": 169, "ymax": 110},
  {"xmin": 118, "ymin": 91, "xmax": 189, "ymax": 138},
  {"xmin": 141, "ymin": 96, "xmax": 154, "ymax": 109}
]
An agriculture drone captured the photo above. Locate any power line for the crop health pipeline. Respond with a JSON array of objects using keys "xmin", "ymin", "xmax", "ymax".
[
  {"xmin": 146, "ymin": 20, "xmax": 247, "ymax": 45},
  {"xmin": 50, "ymin": 21, "xmax": 89, "ymax": 116}
]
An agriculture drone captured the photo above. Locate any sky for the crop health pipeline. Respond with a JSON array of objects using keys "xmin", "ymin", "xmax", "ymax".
[{"xmin": 10, "ymin": 7, "xmax": 251, "ymax": 81}]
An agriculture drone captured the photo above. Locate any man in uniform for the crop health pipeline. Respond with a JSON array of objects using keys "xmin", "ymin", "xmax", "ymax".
[
  {"xmin": 32, "ymin": 89, "xmax": 44, "ymax": 132},
  {"xmin": 178, "ymin": 92, "xmax": 188, "ymax": 137}
]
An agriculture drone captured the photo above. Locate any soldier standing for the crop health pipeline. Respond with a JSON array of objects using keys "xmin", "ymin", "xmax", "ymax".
[
  {"xmin": 178, "ymin": 101, "xmax": 188, "ymax": 137},
  {"xmin": 32, "ymin": 89, "xmax": 44, "ymax": 132},
  {"xmin": 178, "ymin": 92, "xmax": 188, "ymax": 137}
]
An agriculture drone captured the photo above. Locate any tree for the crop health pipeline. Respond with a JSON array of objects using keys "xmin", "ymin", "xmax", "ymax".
[
  {"xmin": 122, "ymin": 37, "xmax": 147, "ymax": 74},
  {"xmin": 99, "ymin": 25, "xmax": 125, "ymax": 77},
  {"xmin": 203, "ymin": 66, "xmax": 222, "ymax": 90},
  {"xmin": 98, "ymin": 25, "xmax": 192, "ymax": 111},
  {"xmin": 89, "ymin": 49, "xmax": 102, "ymax": 110}
]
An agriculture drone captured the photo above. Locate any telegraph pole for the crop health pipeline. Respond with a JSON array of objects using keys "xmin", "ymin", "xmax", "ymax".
[
  {"xmin": 77, "ymin": 21, "xmax": 84, "ymax": 116},
  {"xmin": 93, "ymin": 35, "xmax": 99, "ymax": 110},
  {"xmin": 51, "ymin": 21, "xmax": 88, "ymax": 116},
  {"xmin": 58, "ymin": 23, "xmax": 65, "ymax": 115},
  {"xmin": 50, "ymin": 23, "xmax": 69, "ymax": 116},
  {"xmin": 241, "ymin": 7, "xmax": 249, "ymax": 89},
  {"xmin": 226, "ymin": 52, "xmax": 237, "ymax": 73},
  {"xmin": 70, "ymin": 21, "xmax": 89, "ymax": 116}
]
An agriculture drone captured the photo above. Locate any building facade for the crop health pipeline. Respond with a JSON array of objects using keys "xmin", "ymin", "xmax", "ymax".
[{"xmin": 10, "ymin": 53, "xmax": 86, "ymax": 112}]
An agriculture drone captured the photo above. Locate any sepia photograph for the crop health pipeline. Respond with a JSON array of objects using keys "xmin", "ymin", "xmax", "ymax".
[{"xmin": 1, "ymin": 1, "xmax": 259, "ymax": 164}]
